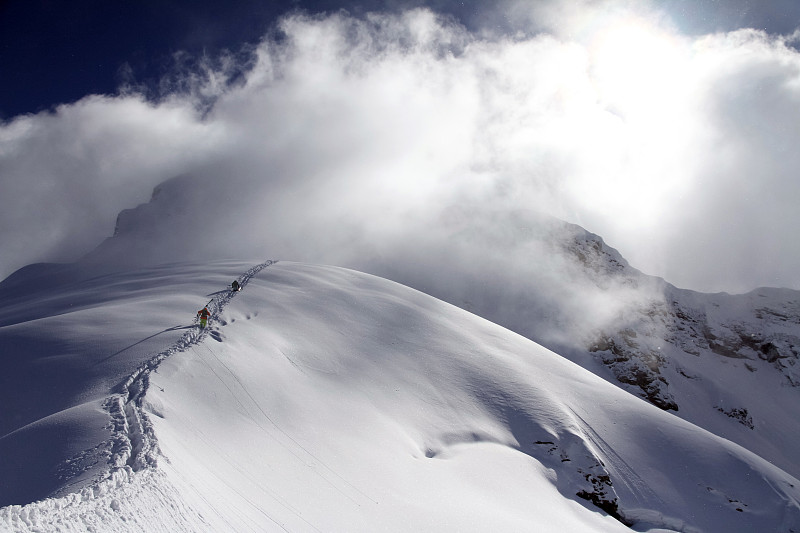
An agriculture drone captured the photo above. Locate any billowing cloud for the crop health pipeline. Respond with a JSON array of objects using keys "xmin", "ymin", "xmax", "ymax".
[
  {"xmin": 2, "ymin": 5, "xmax": 800, "ymax": 293},
  {"xmin": 0, "ymin": 95, "xmax": 221, "ymax": 272}
]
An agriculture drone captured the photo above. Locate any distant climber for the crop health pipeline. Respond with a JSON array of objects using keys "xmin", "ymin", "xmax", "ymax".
[
  {"xmin": 197, "ymin": 307, "xmax": 211, "ymax": 328},
  {"xmin": 231, "ymin": 280, "xmax": 241, "ymax": 292}
]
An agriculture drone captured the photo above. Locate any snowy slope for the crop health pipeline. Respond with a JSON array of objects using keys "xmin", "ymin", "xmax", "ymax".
[
  {"xmin": 81, "ymin": 174, "xmax": 800, "ymax": 481},
  {"xmin": 361, "ymin": 208, "xmax": 800, "ymax": 481},
  {"xmin": 0, "ymin": 259, "xmax": 269, "ymax": 506},
  {"xmin": 2, "ymin": 261, "xmax": 799, "ymax": 532}
]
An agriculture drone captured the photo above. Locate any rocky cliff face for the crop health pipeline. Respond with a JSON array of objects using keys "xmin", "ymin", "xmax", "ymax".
[
  {"xmin": 585, "ymin": 273, "xmax": 800, "ymax": 414},
  {"xmin": 561, "ymin": 231, "xmax": 800, "ymax": 477}
]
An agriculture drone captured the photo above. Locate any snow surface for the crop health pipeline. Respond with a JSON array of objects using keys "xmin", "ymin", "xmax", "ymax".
[
  {"xmin": 72, "ymin": 169, "xmax": 800, "ymax": 487},
  {"xmin": 2, "ymin": 260, "xmax": 799, "ymax": 532}
]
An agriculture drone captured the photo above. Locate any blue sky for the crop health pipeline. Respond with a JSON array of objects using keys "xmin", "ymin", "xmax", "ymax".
[
  {"xmin": 3, "ymin": 0, "xmax": 799, "ymax": 118},
  {"xmin": 3, "ymin": 0, "xmax": 452, "ymax": 118},
  {"xmin": 3, "ymin": 1, "xmax": 800, "ymax": 293}
]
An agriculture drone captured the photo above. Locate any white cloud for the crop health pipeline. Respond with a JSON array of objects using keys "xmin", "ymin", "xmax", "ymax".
[
  {"xmin": 3, "ymin": 6, "xmax": 800, "ymax": 293},
  {"xmin": 0, "ymin": 96, "xmax": 220, "ymax": 273}
]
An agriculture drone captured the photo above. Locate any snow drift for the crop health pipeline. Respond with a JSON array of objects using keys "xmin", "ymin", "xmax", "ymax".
[{"xmin": 2, "ymin": 260, "xmax": 799, "ymax": 532}]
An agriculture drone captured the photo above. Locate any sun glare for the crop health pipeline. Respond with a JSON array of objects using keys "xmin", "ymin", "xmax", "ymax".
[
  {"xmin": 590, "ymin": 18, "xmax": 688, "ymax": 115},
  {"xmin": 573, "ymin": 16, "xmax": 696, "ymax": 229}
]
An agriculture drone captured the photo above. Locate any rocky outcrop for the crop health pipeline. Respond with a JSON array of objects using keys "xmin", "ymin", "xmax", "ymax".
[
  {"xmin": 588, "ymin": 333, "xmax": 678, "ymax": 411},
  {"xmin": 561, "ymin": 230, "xmax": 800, "ymax": 418}
]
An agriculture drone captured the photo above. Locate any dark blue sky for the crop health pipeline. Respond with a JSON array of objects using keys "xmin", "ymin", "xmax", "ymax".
[
  {"xmin": 0, "ymin": 0, "xmax": 463, "ymax": 118},
  {"xmin": 2, "ymin": 0, "xmax": 799, "ymax": 119}
]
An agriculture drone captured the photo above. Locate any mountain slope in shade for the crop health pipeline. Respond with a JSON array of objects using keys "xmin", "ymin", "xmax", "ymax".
[{"xmin": 2, "ymin": 261, "xmax": 799, "ymax": 532}]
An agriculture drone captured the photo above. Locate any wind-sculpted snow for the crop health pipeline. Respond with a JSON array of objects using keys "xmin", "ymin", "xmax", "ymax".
[
  {"xmin": 142, "ymin": 263, "xmax": 800, "ymax": 532},
  {"xmin": 70, "ymin": 170, "xmax": 800, "ymax": 486},
  {"xmin": 2, "ymin": 261, "xmax": 800, "ymax": 532}
]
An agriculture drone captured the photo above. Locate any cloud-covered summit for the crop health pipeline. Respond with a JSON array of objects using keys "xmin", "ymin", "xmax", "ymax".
[{"xmin": 3, "ymin": 5, "xmax": 800, "ymax": 292}]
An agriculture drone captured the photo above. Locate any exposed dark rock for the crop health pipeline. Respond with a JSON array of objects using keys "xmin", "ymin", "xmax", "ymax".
[
  {"xmin": 708, "ymin": 339, "xmax": 750, "ymax": 359},
  {"xmin": 759, "ymin": 342, "xmax": 781, "ymax": 362},
  {"xmin": 533, "ymin": 439, "xmax": 631, "ymax": 526},
  {"xmin": 715, "ymin": 407, "xmax": 754, "ymax": 429},
  {"xmin": 589, "ymin": 336, "xmax": 678, "ymax": 411}
]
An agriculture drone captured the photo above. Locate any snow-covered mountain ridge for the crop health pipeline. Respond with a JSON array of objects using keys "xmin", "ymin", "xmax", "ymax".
[
  {"xmin": 2, "ymin": 261, "xmax": 799, "ymax": 532},
  {"xmin": 2, "ymin": 171, "xmax": 799, "ymax": 531},
  {"xmin": 52, "ymin": 174, "xmax": 800, "ymax": 480}
]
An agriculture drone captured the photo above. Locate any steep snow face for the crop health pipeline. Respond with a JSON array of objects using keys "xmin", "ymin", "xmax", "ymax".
[{"xmin": 3, "ymin": 261, "xmax": 799, "ymax": 532}]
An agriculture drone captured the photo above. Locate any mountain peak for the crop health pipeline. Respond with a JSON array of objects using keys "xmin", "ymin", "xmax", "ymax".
[{"xmin": 3, "ymin": 261, "xmax": 799, "ymax": 532}]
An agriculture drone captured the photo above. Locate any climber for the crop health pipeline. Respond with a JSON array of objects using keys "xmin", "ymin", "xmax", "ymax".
[
  {"xmin": 231, "ymin": 280, "xmax": 241, "ymax": 292},
  {"xmin": 197, "ymin": 307, "xmax": 211, "ymax": 328}
]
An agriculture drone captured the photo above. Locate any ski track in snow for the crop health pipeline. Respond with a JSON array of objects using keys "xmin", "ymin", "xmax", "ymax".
[
  {"xmin": 1, "ymin": 261, "xmax": 276, "ymax": 533},
  {"xmin": 568, "ymin": 407, "xmax": 661, "ymax": 508}
]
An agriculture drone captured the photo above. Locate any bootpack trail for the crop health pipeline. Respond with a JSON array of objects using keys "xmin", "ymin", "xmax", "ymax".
[
  {"xmin": 108, "ymin": 258, "xmax": 372, "ymax": 532},
  {"xmin": 106, "ymin": 260, "xmax": 276, "ymax": 476}
]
